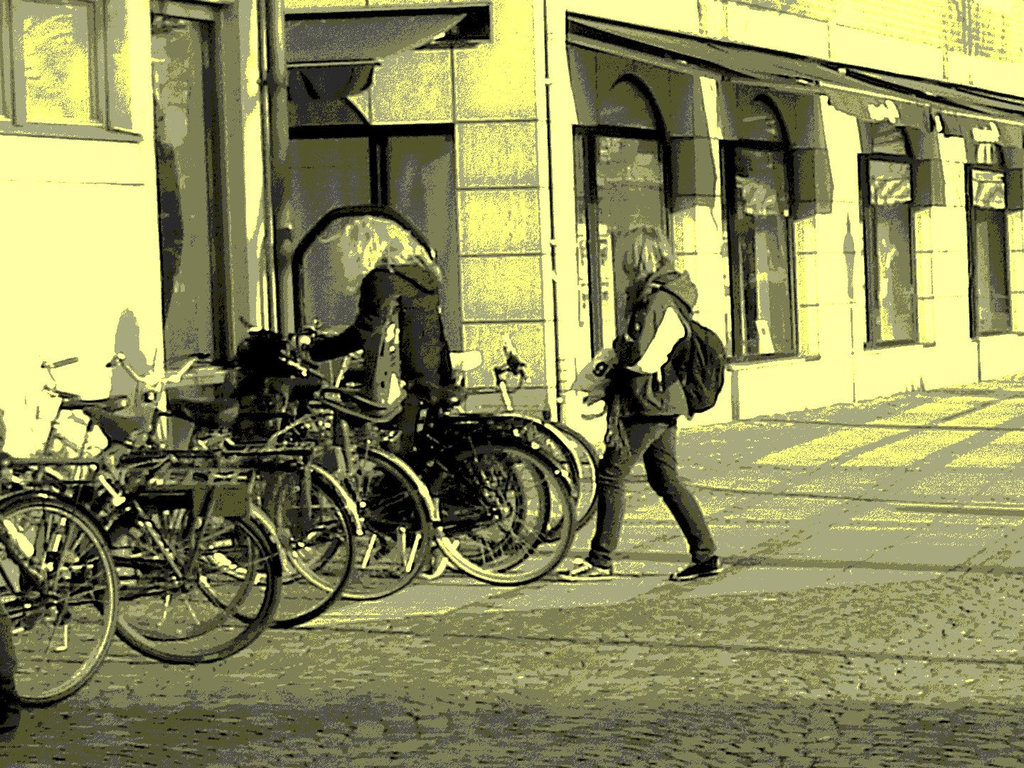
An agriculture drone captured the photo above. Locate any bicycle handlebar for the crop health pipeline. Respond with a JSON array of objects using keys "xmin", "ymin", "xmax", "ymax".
[
  {"xmin": 41, "ymin": 357, "xmax": 78, "ymax": 370},
  {"xmin": 106, "ymin": 352, "xmax": 203, "ymax": 390}
]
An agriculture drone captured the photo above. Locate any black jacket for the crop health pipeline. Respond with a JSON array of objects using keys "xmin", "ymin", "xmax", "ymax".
[
  {"xmin": 308, "ymin": 264, "xmax": 455, "ymax": 397},
  {"xmin": 611, "ymin": 268, "xmax": 698, "ymax": 418}
]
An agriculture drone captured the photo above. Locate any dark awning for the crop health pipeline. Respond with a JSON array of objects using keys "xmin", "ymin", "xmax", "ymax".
[
  {"xmin": 566, "ymin": 14, "xmax": 1024, "ymax": 140},
  {"xmin": 285, "ymin": 9, "xmax": 468, "ymax": 65},
  {"xmin": 285, "ymin": 7, "xmax": 468, "ymax": 99}
]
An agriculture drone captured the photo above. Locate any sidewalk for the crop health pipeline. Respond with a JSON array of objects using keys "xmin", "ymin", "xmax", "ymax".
[{"xmin": 314, "ymin": 374, "xmax": 1024, "ymax": 622}]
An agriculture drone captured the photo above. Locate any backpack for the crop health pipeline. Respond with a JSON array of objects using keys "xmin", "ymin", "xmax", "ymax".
[{"xmin": 657, "ymin": 284, "xmax": 726, "ymax": 415}]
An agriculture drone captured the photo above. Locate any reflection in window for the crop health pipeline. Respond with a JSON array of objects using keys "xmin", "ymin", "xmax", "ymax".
[
  {"xmin": 17, "ymin": 0, "xmax": 97, "ymax": 124},
  {"xmin": 288, "ymin": 129, "xmax": 458, "ymax": 340},
  {"xmin": 862, "ymin": 123, "xmax": 917, "ymax": 346},
  {"xmin": 969, "ymin": 150, "xmax": 1011, "ymax": 335},
  {"xmin": 152, "ymin": 13, "xmax": 224, "ymax": 358}
]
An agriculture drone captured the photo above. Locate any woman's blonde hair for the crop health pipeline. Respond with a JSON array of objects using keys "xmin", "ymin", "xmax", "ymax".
[{"xmin": 620, "ymin": 225, "xmax": 674, "ymax": 282}]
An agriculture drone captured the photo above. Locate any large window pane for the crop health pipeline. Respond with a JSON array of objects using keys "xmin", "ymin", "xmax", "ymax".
[
  {"xmin": 387, "ymin": 134, "xmax": 458, "ymax": 343},
  {"xmin": 593, "ymin": 135, "xmax": 665, "ymax": 346},
  {"xmin": 867, "ymin": 206, "xmax": 916, "ymax": 343},
  {"xmin": 152, "ymin": 14, "xmax": 223, "ymax": 358},
  {"xmin": 17, "ymin": 0, "xmax": 97, "ymax": 124},
  {"xmin": 730, "ymin": 147, "xmax": 795, "ymax": 357},
  {"xmin": 972, "ymin": 207, "xmax": 1011, "ymax": 335}
]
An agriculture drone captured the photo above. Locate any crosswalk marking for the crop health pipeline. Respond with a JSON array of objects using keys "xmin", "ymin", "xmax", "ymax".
[
  {"xmin": 942, "ymin": 399, "xmax": 1024, "ymax": 428},
  {"xmin": 842, "ymin": 429, "xmax": 969, "ymax": 467},
  {"xmin": 867, "ymin": 396, "xmax": 994, "ymax": 425},
  {"xmin": 755, "ymin": 427, "xmax": 896, "ymax": 466},
  {"xmin": 947, "ymin": 430, "xmax": 1024, "ymax": 468}
]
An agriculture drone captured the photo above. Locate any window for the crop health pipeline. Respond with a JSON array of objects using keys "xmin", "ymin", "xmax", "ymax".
[
  {"xmin": 861, "ymin": 123, "xmax": 917, "ymax": 346},
  {"xmin": 967, "ymin": 142, "xmax": 1011, "ymax": 336},
  {"xmin": 153, "ymin": 9, "xmax": 226, "ymax": 359},
  {"xmin": 724, "ymin": 96, "xmax": 796, "ymax": 358},
  {"xmin": 288, "ymin": 126, "xmax": 460, "ymax": 341},
  {"xmin": 573, "ymin": 78, "xmax": 668, "ymax": 355},
  {"xmin": 0, "ymin": 0, "xmax": 133, "ymax": 138}
]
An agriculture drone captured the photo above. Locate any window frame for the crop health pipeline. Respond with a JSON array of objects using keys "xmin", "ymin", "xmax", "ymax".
[
  {"xmin": 966, "ymin": 152, "xmax": 1012, "ymax": 339},
  {"xmin": 573, "ymin": 124, "xmax": 671, "ymax": 355},
  {"xmin": 0, "ymin": 0, "xmax": 139, "ymax": 141},
  {"xmin": 288, "ymin": 123, "xmax": 462, "ymax": 343},
  {"xmin": 859, "ymin": 138, "xmax": 919, "ymax": 349},
  {"xmin": 722, "ymin": 96, "xmax": 798, "ymax": 361}
]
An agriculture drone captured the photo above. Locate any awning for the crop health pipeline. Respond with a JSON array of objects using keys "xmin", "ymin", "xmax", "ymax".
[
  {"xmin": 566, "ymin": 14, "xmax": 1024, "ymax": 140},
  {"xmin": 285, "ymin": 7, "xmax": 468, "ymax": 98},
  {"xmin": 839, "ymin": 67, "xmax": 1024, "ymax": 145}
]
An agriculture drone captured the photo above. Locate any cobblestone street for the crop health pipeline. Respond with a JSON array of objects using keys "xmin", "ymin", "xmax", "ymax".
[{"xmin": 7, "ymin": 378, "xmax": 1024, "ymax": 767}]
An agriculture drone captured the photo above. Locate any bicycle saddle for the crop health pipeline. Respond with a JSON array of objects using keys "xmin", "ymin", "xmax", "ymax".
[{"xmin": 167, "ymin": 397, "xmax": 240, "ymax": 431}]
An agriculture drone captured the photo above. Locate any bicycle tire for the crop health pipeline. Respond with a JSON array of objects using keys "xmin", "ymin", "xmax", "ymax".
[
  {"xmin": 338, "ymin": 447, "xmax": 434, "ymax": 601},
  {"xmin": 549, "ymin": 423, "xmax": 600, "ymax": 530},
  {"xmin": 253, "ymin": 466, "xmax": 356, "ymax": 628},
  {"xmin": 0, "ymin": 491, "xmax": 119, "ymax": 707},
  {"xmin": 431, "ymin": 443, "xmax": 575, "ymax": 585},
  {"xmin": 109, "ymin": 512, "xmax": 281, "ymax": 664}
]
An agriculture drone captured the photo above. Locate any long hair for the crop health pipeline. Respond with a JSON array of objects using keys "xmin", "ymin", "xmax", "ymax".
[{"xmin": 620, "ymin": 225, "xmax": 674, "ymax": 283}]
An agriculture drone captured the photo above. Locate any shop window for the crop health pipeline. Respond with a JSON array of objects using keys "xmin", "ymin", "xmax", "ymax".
[
  {"xmin": 861, "ymin": 123, "xmax": 917, "ymax": 346},
  {"xmin": 573, "ymin": 77, "xmax": 668, "ymax": 354},
  {"xmin": 153, "ymin": 10, "xmax": 226, "ymax": 359},
  {"xmin": 724, "ymin": 96, "xmax": 796, "ymax": 358},
  {"xmin": 0, "ymin": 0, "xmax": 133, "ymax": 138},
  {"xmin": 288, "ymin": 127, "xmax": 460, "ymax": 342},
  {"xmin": 967, "ymin": 142, "xmax": 1011, "ymax": 336}
]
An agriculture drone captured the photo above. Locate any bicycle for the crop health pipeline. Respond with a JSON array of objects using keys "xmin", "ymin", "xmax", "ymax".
[
  {"xmin": 0, "ymin": 358, "xmax": 120, "ymax": 704},
  {"xmin": 109, "ymin": 353, "xmax": 356, "ymax": 633},
  {"xmin": 21, "ymin": 355, "xmax": 284, "ymax": 664}
]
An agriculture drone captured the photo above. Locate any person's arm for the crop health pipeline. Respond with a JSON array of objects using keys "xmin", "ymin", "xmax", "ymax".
[
  {"xmin": 612, "ymin": 297, "xmax": 686, "ymax": 374},
  {"xmin": 307, "ymin": 272, "xmax": 388, "ymax": 362}
]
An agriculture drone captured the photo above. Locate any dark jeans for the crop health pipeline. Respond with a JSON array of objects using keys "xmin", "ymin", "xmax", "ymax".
[
  {"xmin": 587, "ymin": 416, "xmax": 716, "ymax": 570},
  {"xmin": 0, "ymin": 603, "xmax": 17, "ymax": 715}
]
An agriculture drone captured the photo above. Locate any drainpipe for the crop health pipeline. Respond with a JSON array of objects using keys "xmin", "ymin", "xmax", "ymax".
[
  {"xmin": 256, "ymin": 0, "xmax": 277, "ymax": 331},
  {"xmin": 541, "ymin": 0, "xmax": 565, "ymax": 422},
  {"xmin": 264, "ymin": 0, "xmax": 294, "ymax": 334}
]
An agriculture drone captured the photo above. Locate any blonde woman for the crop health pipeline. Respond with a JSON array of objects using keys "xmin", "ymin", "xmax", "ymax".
[
  {"xmin": 561, "ymin": 225, "xmax": 723, "ymax": 582},
  {"xmin": 307, "ymin": 218, "xmax": 455, "ymax": 452}
]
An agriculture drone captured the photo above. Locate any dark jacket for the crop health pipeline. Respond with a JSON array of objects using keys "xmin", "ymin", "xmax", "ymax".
[
  {"xmin": 308, "ymin": 264, "xmax": 455, "ymax": 398},
  {"xmin": 611, "ymin": 268, "xmax": 698, "ymax": 419}
]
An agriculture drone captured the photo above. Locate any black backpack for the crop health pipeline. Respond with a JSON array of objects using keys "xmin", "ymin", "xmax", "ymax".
[{"xmin": 657, "ymin": 284, "xmax": 726, "ymax": 415}]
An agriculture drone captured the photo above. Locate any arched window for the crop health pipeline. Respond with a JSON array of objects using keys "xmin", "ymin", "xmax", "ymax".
[
  {"xmin": 724, "ymin": 96, "xmax": 796, "ymax": 357},
  {"xmin": 574, "ymin": 76, "xmax": 669, "ymax": 352},
  {"xmin": 968, "ymin": 141, "xmax": 1011, "ymax": 335},
  {"xmin": 861, "ymin": 123, "xmax": 917, "ymax": 345}
]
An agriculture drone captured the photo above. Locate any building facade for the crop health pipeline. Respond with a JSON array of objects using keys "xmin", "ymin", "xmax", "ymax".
[{"xmin": 3, "ymin": 0, "xmax": 1024, "ymax": 452}]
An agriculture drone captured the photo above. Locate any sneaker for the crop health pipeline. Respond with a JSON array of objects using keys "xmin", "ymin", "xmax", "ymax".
[
  {"xmin": 558, "ymin": 557, "xmax": 614, "ymax": 581},
  {"xmin": 669, "ymin": 556, "xmax": 724, "ymax": 582}
]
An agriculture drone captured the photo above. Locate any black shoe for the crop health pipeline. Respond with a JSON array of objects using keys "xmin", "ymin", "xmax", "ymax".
[
  {"xmin": 669, "ymin": 556, "xmax": 724, "ymax": 582},
  {"xmin": 0, "ymin": 705, "xmax": 20, "ymax": 743}
]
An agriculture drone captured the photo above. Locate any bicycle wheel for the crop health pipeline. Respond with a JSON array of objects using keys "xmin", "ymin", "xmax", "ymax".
[
  {"xmin": 339, "ymin": 448, "xmax": 434, "ymax": 600},
  {"xmin": 550, "ymin": 423, "xmax": 599, "ymax": 530},
  {"xmin": 254, "ymin": 466, "xmax": 355, "ymax": 628},
  {"xmin": 109, "ymin": 509, "xmax": 281, "ymax": 664},
  {"xmin": 0, "ymin": 492, "xmax": 118, "ymax": 706},
  {"xmin": 431, "ymin": 444, "xmax": 575, "ymax": 585}
]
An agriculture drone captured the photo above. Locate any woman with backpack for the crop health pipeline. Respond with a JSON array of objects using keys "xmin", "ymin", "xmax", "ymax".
[{"xmin": 560, "ymin": 225, "xmax": 723, "ymax": 582}]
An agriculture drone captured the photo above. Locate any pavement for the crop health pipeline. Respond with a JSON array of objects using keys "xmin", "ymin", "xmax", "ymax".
[{"xmin": 5, "ymin": 375, "xmax": 1024, "ymax": 766}]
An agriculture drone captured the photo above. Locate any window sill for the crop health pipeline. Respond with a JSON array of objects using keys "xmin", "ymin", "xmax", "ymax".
[
  {"xmin": 0, "ymin": 122, "xmax": 143, "ymax": 143},
  {"xmin": 728, "ymin": 352, "xmax": 809, "ymax": 369},
  {"xmin": 863, "ymin": 339, "xmax": 920, "ymax": 351}
]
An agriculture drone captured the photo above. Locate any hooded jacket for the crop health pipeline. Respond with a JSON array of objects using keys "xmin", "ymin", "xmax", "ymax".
[
  {"xmin": 611, "ymin": 268, "xmax": 698, "ymax": 418},
  {"xmin": 308, "ymin": 263, "xmax": 455, "ymax": 398}
]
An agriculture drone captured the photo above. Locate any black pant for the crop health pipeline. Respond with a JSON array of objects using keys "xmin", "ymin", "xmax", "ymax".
[
  {"xmin": 0, "ymin": 603, "xmax": 17, "ymax": 715},
  {"xmin": 587, "ymin": 416, "xmax": 716, "ymax": 570}
]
